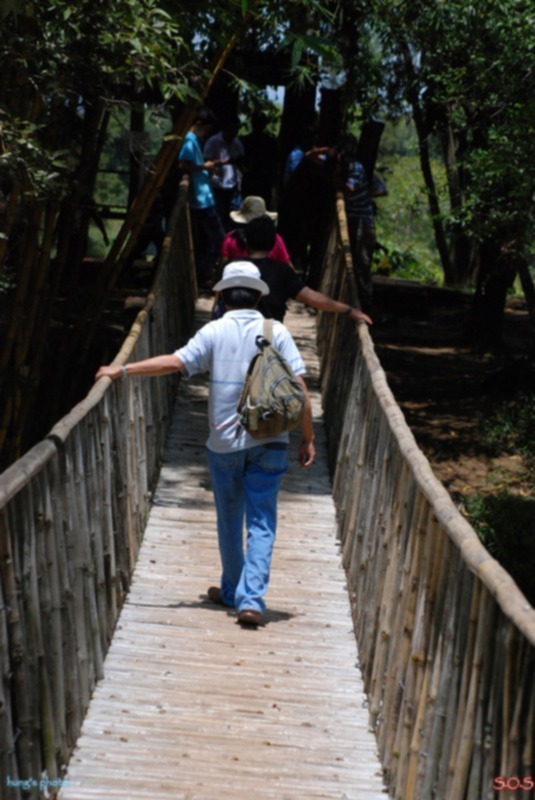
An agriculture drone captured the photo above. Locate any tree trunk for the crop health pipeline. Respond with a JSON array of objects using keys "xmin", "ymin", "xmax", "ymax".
[
  {"xmin": 317, "ymin": 87, "xmax": 343, "ymax": 147},
  {"xmin": 356, "ymin": 118, "xmax": 385, "ymax": 184},
  {"xmin": 401, "ymin": 43, "xmax": 454, "ymax": 285},
  {"xmin": 277, "ymin": 6, "xmax": 318, "ymax": 190},
  {"xmin": 517, "ymin": 257, "xmax": 535, "ymax": 327},
  {"xmin": 440, "ymin": 122, "xmax": 479, "ymax": 287},
  {"xmin": 467, "ymin": 240, "xmax": 516, "ymax": 353}
]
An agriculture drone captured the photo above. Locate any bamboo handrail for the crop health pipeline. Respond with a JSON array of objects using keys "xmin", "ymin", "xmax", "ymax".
[
  {"xmin": 0, "ymin": 179, "xmax": 196, "ymax": 799},
  {"xmin": 357, "ymin": 324, "xmax": 535, "ymax": 644},
  {"xmin": 318, "ymin": 194, "xmax": 535, "ymax": 800}
]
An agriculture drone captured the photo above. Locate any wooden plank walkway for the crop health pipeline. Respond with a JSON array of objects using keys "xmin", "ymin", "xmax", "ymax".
[{"xmin": 59, "ymin": 302, "xmax": 386, "ymax": 800}]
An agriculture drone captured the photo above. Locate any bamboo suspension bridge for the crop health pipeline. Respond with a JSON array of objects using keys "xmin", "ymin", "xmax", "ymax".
[
  {"xmin": 1, "ymin": 191, "xmax": 534, "ymax": 800},
  {"xmin": 57, "ymin": 300, "xmax": 386, "ymax": 800}
]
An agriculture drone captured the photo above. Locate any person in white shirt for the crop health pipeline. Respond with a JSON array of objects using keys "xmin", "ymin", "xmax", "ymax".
[
  {"xmin": 203, "ymin": 116, "xmax": 245, "ymax": 231},
  {"xmin": 95, "ymin": 262, "xmax": 315, "ymax": 627}
]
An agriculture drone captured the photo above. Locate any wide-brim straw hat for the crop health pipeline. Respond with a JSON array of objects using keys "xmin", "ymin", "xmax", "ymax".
[
  {"xmin": 213, "ymin": 261, "xmax": 270, "ymax": 296},
  {"xmin": 230, "ymin": 196, "xmax": 278, "ymax": 224}
]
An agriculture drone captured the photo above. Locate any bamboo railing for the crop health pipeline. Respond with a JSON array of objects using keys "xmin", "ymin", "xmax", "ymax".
[
  {"xmin": 318, "ymin": 197, "xmax": 535, "ymax": 800},
  {"xmin": 0, "ymin": 180, "xmax": 196, "ymax": 799}
]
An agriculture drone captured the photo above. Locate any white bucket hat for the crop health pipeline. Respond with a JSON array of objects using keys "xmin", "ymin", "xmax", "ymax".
[
  {"xmin": 213, "ymin": 261, "xmax": 270, "ymax": 296},
  {"xmin": 229, "ymin": 196, "xmax": 278, "ymax": 224}
]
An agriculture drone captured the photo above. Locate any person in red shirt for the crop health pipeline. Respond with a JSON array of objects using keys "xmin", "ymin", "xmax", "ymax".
[
  {"xmin": 214, "ymin": 216, "xmax": 372, "ymax": 326},
  {"xmin": 221, "ymin": 196, "xmax": 292, "ymax": 265}
]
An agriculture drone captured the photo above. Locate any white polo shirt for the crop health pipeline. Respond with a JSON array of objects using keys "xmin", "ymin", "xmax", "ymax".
[{"xmin": 175, "ymin": 309, "xmax": 306, "ymax": 453}]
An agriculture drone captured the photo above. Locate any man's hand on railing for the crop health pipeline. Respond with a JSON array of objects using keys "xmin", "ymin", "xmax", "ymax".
[
  {"xmin": 95, "ymin": 364, "xmax": 124, "ymax": 381},
  {"xmin": 95, "ymin": 355, "xmax": 184, "ymax": 382},
  {"xmin": 347, "ymin": 307, "xmax": 373, "ymax": 326}
]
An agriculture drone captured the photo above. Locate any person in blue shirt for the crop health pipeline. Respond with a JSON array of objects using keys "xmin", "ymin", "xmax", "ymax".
[
  {"xmin": 178, "ymin": 108, "xmax": 225, "ymax": 290},
  {"xmin": 282, "ymin": 126, "xmax": 315, "ymax": 185}
]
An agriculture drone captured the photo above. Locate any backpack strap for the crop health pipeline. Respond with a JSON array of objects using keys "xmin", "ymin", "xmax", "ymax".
[{"xmin": 263, "ymin": 318, "xmax": 273, "ymax": 344}]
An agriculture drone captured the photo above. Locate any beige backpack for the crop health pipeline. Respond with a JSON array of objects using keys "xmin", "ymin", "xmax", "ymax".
[{"xmin": 237, "ymin": 319, "xmax": 305, "ymax": 438}]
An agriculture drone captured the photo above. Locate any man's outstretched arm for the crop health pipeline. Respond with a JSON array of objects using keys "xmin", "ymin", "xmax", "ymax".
[
  {"xmin": 295, "ymin": 286, "xmax": 373, "ymax": 326},
  {"xmin": 95, "ymin": 354, "xmax": 184, "ymax": 382}
]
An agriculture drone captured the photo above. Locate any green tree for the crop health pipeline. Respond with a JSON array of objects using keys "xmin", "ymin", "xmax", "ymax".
[
  {"xmin": 0, "ymin": 0, "xmax": 224, "ymax": 466},
  {"xmin": 373, "ymin": 0, "xmax": 535, "ymax": 348},
  {"xmin": 0, "ymin": 0, "xmax": 344, "ymax": 467}
]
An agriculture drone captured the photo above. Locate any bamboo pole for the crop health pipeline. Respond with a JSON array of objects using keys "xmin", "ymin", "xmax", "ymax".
[
  {"xmin": 0, "ymin": 517, "xmax": 18, "ymax": 784},
  {"xmin": 1, "ymin": 504, "xmax": 37, "ymax": 785},
  {"xmin": 521, "ymin": 683, "xmax": 535, "ymax": 795},
  {"xmin": 19, "ymin": 484, "xmax": 45, "ymax": 784},
  {"xmin": 69, "ymin": 21, "xmax": 253, "ymax": 372},
  {"xmin": 100, "ymin": 393, "xmax": 118, "ymax": 625},
  {"xmin": 0, "ymin": 182, "xmax": 21, "ymax": 265},
  {"xmin": 0, "ymin": 178, "xmax": 194, "ymax": 793},
  {"xmin": 449, "ymin": 588, "xmax": 491, "ymax": 797},
  {"xmin": 405, "ymin": 655, "xmax": 429, "ymax": 799},
  {"xmin": 391, "ymin": 496, "xmax": 430, "ymax": 796},
  {"xmin": 0, "ymin": 201, "xmax": 45, "ymax": 457}
]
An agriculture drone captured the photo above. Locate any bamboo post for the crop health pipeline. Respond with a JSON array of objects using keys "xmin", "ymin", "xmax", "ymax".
[
  {"xmin": 0, "ymin": 543, "xmax": 18, "ymax": 785},
  {"xmin": 449, "ymin": 587, "xmax": 491, "ymax": 797}
]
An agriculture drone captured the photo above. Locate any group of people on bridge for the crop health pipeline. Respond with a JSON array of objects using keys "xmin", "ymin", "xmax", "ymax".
[
  {"xmin": 176, "ymin": 106, "xmax": 386, "ymax": 316},
  {"xmin": 96, "ymin": 106, "xmax": 385, "ymax": 628}
]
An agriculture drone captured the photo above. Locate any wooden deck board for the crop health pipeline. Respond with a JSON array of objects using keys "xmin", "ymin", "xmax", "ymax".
[{"xmin": 59, "ymin": 302, "xmax": 386, "ymax": 800}]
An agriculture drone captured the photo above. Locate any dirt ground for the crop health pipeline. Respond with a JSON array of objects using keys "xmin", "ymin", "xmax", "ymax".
[{"xmin": 369, "ymin": 277, "xmax": 534, "ymax": 504}]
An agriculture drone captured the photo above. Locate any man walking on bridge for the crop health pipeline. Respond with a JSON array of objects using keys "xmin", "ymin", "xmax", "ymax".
[{"xmin": 95, "ymin": 262, "xmax": 315, "ymax": 627}]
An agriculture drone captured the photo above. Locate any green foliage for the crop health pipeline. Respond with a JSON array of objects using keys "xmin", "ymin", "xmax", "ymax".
[
  {"xmin": 0, "ymin": 113, "xmax": 70, "ymax": 196},
  {"xmin": 373, "ymin": 0, "xmax": 535, "ymax": 263},
  {"xmin": 0, "ymin": 0, "xmax": 203, "ymax": 200},
  {"xmin": 481, "ymin": 393, "xmax": 535, "ymax": 465},
  {"xmin": 372, "ymin": 120, "xmax": 446, "ymax": 284},
  {"xmin": 463, "ymin": 492, "xmax": 535, "ymax": 605},
  {"xmin": 373, "ymin": 245, "xmax": 441, "ymax": 285},
  {"xmin": 462, "ymin": 391, "xmax": 535, "ymax": 605}
]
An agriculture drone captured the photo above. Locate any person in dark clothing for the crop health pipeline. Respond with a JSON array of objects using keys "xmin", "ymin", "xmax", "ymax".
[
  {"xmin": 277, "ymin": 139, "xmax": 337, "ymax": 288},
  {"xmin": 203, "ymin": 115, "xmax": 245, "ymax": 231},
  {"xmin": 282, "ymin": 126, "xmax": 315, "ymax": 185},
  {"xmin": 240, "ymin": 112, "xmax": 278, "ymax": 208},
  {"xmin": 243, "ymin": 216, "xmax": 372, "ymax": 325}
]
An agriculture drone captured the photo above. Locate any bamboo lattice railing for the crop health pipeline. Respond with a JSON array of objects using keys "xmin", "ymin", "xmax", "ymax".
[
  {"xmin": 0, "ymin": 180, "xmax": 196, "ymax": 800},
  {"xmin": 318, "ymin": 197, "xmax": 535, "ymax": 800}
]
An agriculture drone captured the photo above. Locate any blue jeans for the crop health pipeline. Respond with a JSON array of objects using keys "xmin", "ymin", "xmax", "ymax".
[{"xmin": 206, "ymin": 444, "xmax": 289, "ymax": 613}]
